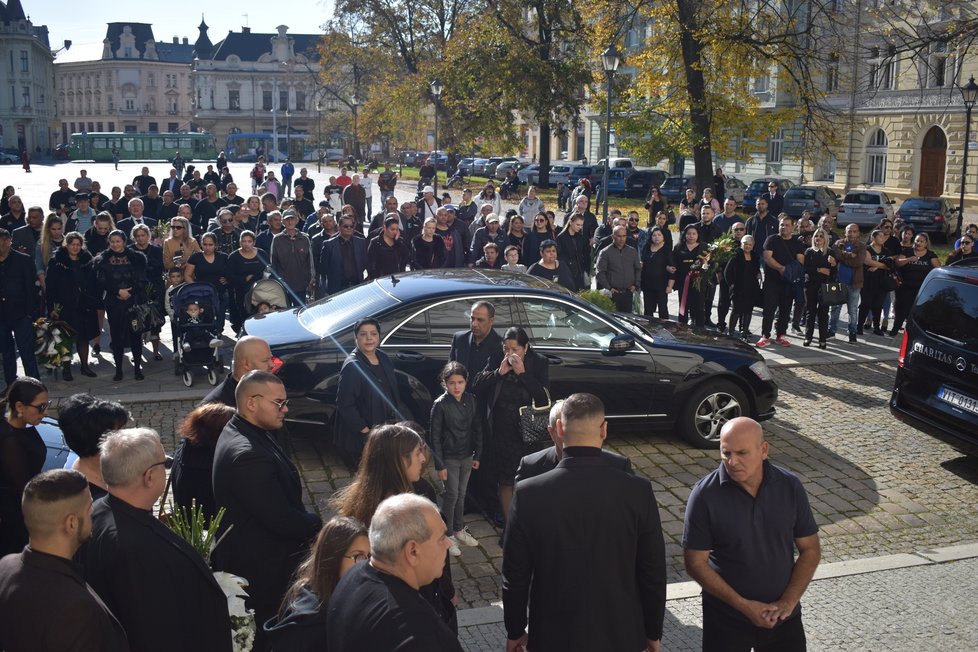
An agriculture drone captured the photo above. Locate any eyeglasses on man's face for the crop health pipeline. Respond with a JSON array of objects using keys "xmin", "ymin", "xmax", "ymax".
[
  {"xmin": 251, "ymin": 395, "xmax": 290, "ymax": 410},
  {"xmin": 144, "ymin": 456, "xmax": 173, "ymax": 474}
]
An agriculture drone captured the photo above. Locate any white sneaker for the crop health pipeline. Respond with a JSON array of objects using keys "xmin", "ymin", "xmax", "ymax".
[
  {"xmin": 181, "ymin": 342, "xmax": 191, "ymax": 352},
  {"xmin": 455, "ymin": 528, "xmax": 479, "ymax": 547},
  {"xmin": 209, "ymin": 337, "xmax": 223, "ymax": 348},
  {"xmin": 448, "ymin": 536, "xmax": 461, "ymax": 557}
]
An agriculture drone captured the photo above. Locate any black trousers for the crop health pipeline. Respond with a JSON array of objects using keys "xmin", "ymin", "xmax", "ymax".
[
  {"xmin": 761, "ymin": 277, "xmax": 792, "ymax": 338},
  {"xmin": 702, "ymin": 278, "xmax": 717, "ymax": 324},
  {"xmin": 702, "ymin": 602, "xmax": 807, "ymax": 652},
  {"xmin": 717, "ymin": 279, "xmax": 731, "ymax": 327},
  {"xmin": 803, "ymin": 283, "xmax": 829, "ymax": 342},
  {"xmin": 611, "ymin": 289, "xmax": 633, "ymax": 312},
  {"xmin": 643, "ymin": 288, "xmax": 670, "ymax": 320},
  {"xmin": 728, "ymin": 294, "xmax": 754, "ymax": 336},
  {"xmin": 105, "ymin": 298, "xmax": 142, "ymax": 365}
]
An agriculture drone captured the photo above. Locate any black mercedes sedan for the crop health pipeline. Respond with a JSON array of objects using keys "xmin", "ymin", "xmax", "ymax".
[{"xmin": 243, "ymin": 270, "xmax": 778, "ymax": 448}]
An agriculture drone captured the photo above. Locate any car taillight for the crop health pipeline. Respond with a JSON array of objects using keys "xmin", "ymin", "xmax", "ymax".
[
  {"xmin": 814, "ymin": 201, "xmax": 821, "ymax": 208},
  {"xmin": 838, "ymin": 205, "xmax": 845, "ymax": 213},
  {"xmin": 876, "ymin": 206, "xmax": 885, "ymax": 214},
  {"xmin": 897, "ymin": 331, "xmax": 909, "ymax": 367},
  {"xmin": 270, "ymin": 356, "xmax": 284, "ymax": 374},
  {"xmin": 934, "ymin": 214, "xmax": 944, "ymax": 223}
]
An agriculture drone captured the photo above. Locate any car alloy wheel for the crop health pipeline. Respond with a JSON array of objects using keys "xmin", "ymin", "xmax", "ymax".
[{"xmin": 681, "ymin": 381, "xmax": 748, "ymax": 448}]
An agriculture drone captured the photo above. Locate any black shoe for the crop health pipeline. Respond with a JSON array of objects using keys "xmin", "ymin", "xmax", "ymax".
[
  {"xmin": 888, "ymin": 329, "xmax": 898, "ymax": 337},
  {"xmin": 791, "ymin": 324, "xmax": 803, "ymax": 334},
  {"xmin": 154, "ymin": 352, "xmax": 163, "ymax": 361},
  {"xmin": 134, "ymin": 368, "xmax": 144, "ymax": 381},
  {"xmin": 856, "ymin": 327, "xmax": 864, "ymax": 335},
  {"xmin": 113, "ymin": 369, "xmax": 123, "ymax": 381},
  {"xmin": 827, "ymin": 330, "xmax": 836, "ymax": 338},
  {"xmin": 873, "ymin": 328, "xmax": 884, "ymax": 336},
  {"xmin": 803, "ymin": 338, "xmax": 812, "ymax": 347},
  {"xmin": 819, "ymin": 341, "xmax": 827, "ymax": 349},
  {"xmin": 80, "ymin": 366, "xmax": 97, "ymax": 378},
  {"xmin": 849, "ymin": 334, "xmax": 857, "ymax": 343},
  {"xmin": 705, "ymin": 320, "xmax": 716, "ymax": 328},
  {"xmin": 62, "ymin": 365, "xmax": 73, "ymax": 381},
  {"xmin": 92, "ymin": 343, "xmax": 101, "ymax": 355}
]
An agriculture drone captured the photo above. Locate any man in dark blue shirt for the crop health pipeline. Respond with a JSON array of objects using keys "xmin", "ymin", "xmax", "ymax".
[{"xmin": 683, "ymin": 417, "xmax": 820, "ymax": 652}]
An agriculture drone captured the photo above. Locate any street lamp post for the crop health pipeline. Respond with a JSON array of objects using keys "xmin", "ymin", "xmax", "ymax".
[
  {"xmin": 957, "ymin": 75, "xmax": 978, "ymax": 241},
  {"xmin": 285, "ymin": 110, "xmax": 291, "ymax": 160},
  {"xmin": 431, "ymin": 78, "xmax": 443, "ymax": 194},
  {"xmin": 600, "ymin": 45, "xmax": 621, "ymax": 225},
  {"xmin": 350, "ymin": 95, "xmax": 360, "ymax": 164},
  {"xmin": 316, "ymin": 99, "xmax": 323, "ymax": 173}
]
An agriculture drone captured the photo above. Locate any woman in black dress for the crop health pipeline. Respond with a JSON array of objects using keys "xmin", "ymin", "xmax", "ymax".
[
  {"xmin": 506, "ymin": 215, "xmax": 528, "ymax": 264},
  {"xmin": 673, "ymin": 225, "xmax": 707, "ymax": 326},
  {"xmin": 470, "ymin": 326, "xmax": 549, "ymax": 528},
  {"xmin": 171, "ymin": 402, "xmax": 235, "ymax": 520},
  {"xmin": 227, "ymin": 230, "xmax": 265, "ymax": 334},
  {"xmin": 0, "ymin": 377, "xmax": 49, "ymax": 555},
  {"xmin": 859, "ymin": 229, "xmax": 893, "ymax": 335},
  {"xmin": 724, "ymin": 235, "xmax": 761, "ymax": 340},
  {"xmin": 95, "ymin": 230, "xmax": 147, "ymax": 381},
  {"xmin": 46, "ymin": 232, "xmax": 100, "ymax": 379},
  {"xmin": 644, "ymin": 187, "xmax": 669, "ymax": 228},
  {"xmin": 333, "ymin": 319, "xmax": 401, "ymax": 471},
  {"xmin": 802, "ymin": 229, "xmax": 837, "ymax": 348},
  {"xmin": 890, "ymin": 233, "xmax": 941, "ymax": 336},
  {"xmin": 185, "ymin": 232, "xmax": 230, "ymax": 332},
  {"xmin": 411, "ymin": 218, "xmax": 446, "ymax": 269},
  {"xmin": 129, "ymin": 224, "xmax": 165, "ymax": 361},
  {"xmin": 526, "ymin": 239, "xmax": 575, "ymax": 289},
  {"xmin": 640, "ymin": 226, "xmax": 675, "ymax": 319},
  {"xmin": 523, "ymin": 212, "xmax": 557, "ymax": 266},
  {"xmin": 57, "ymin": 393, "xmax": 128, "ymax": 500}
]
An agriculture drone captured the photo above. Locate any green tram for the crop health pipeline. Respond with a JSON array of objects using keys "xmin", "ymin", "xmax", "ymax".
[{"xmin": 68, "ymin": 132, "xmax": 217, "ymax": 162}]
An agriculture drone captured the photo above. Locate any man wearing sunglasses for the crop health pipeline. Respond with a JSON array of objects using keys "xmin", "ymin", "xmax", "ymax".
[
  {"xmin": 213, "ymin": 371, "xmax": 322, "ymax": 650},
  {"xmin": 80, "ymin": 428, "xmax": 232, "ymax": 652}
]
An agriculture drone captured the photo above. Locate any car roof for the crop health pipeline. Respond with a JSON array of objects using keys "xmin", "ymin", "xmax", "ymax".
[{"xmin": 375, "ymin": 269, "xmax": 571, "ymax": 304}]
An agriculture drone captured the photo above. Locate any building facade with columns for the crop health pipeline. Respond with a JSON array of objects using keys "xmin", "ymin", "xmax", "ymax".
[
  {"xmin": 0, "ymin": 0, "xmax": 57, "ymax": 154},
  {"xmin": 190, "ymin": 23, "xmax": 326, "ymax": 162},
  {"xmin": 54, "ymin": 23, "xmax": 196, "ymax": 143}
]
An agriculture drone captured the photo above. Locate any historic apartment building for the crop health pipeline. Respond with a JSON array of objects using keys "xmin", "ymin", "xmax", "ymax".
[
  {"xmin": 190, "ymin": 23, "xmax": 326, "ymax": 161},
  {"xmin": 54, "ymin": 23, "xmax": 196, "ymax": 142},
  {"xmin": 0, "ymin": 0, "xmax": 57, "ymax": 154}
]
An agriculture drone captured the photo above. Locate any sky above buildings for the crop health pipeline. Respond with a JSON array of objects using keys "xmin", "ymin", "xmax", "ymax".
[{"xmin": 26, "ymin": 0, "xmax": 335, "ymax": 56}]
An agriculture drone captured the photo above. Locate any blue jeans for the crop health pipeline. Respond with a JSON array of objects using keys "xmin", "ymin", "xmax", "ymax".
[
  {"xmin": 0, "ymin": 316, "xmax": 41, "ymax": 384},
  {"xmin": 829, "ymin": 285, "xmax": 861, "ymax": 335},
  {"xmin": 442, "ymin": 456, "xmax": 474, "ymax": 533}
]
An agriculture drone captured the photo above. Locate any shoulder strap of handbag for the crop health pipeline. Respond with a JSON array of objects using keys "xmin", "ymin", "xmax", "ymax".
[
  {"xmin": 158, "ymin": 467, "xmax": 173, "ymax": 519},
  {"xmin": 529, "ymin": 387, "xmax": 552, "ymax": 410}
]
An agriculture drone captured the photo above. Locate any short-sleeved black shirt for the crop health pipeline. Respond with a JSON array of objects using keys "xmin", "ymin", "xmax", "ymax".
[
  {"xmin": 682, "ymin": 460, "xmax": 818, "ymax": 623},
  {"xmin": 763, "ymin": 234, "xmax": 805, "ymax": 278}
]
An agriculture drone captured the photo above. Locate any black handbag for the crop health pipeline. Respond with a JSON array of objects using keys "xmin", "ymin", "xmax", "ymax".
[
  {"xmin": 819, "ymin": 281, "xmax": 850, "ymax": 306},
  {"xmin": 519, "ymin": 388, "xmax": 552, "ymax": 444},
  {"xmin": 131, "ymin": 301, "xmax": 165, "ymax": 333}
]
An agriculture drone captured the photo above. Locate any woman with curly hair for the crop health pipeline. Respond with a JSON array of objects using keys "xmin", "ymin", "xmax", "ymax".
[{"xmin": 171, "ymin": 402, "xmax": 235, "ymax": 519}]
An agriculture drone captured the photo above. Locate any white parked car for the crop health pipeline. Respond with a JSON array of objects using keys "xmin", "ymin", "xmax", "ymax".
[{"xmin": 837, "ymin": 189, "xmax": 896, "ymax": 227}]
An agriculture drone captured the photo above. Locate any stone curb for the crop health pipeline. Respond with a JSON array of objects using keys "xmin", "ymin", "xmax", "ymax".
[{"xmin": 456, "ymin": 540, "xmax": 978, "ymax": 627}]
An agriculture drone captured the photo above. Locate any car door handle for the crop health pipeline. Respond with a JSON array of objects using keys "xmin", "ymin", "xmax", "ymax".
[
  {"xmin": 394, "ymin": 351, "xmax": 426, "ymax": 362},
  {"xmin": 544, "ymin": 354, "xmax": 563, "ymax": 365}
]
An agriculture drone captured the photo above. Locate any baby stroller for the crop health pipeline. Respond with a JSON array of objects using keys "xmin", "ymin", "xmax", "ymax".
[
  {"xmin": 170, "ymin": 282, "xmax": 225, "ymax": 387},
  {"xmin": 244, "ymin": 278, "xmax": 291, "ymax": 316}
]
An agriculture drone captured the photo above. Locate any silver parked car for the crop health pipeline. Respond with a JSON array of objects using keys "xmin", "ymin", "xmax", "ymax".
[
  {"xmin": 782, "ymin": 185, "xmax": 840, "ymax": 220},
  {"xmin": 472, "ymin": 158, "xmax": 491, "ymax": 176},
  {"xmin": 517, "ymin": 164, "xmax": 541, "ymax": 185},
  {"xmin": 724, "ymin": 177, "xmax": 748, "ymax": 206},
  {"xmin": 837, "ymin": 189, "xmax": 895, "ymax": 227}
]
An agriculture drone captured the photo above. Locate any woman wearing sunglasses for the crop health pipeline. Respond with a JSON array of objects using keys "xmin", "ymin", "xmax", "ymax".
[{"xmin": 0, "ymin": 377, "xmax": 49, "ymax": 555}]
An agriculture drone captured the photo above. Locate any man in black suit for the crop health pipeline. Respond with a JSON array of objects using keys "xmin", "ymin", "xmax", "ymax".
[
  {"xmin": 201, "ymin": 336, "xmax": 275, "ymax": 407},
  {"xmin": 115, "ymin": 198, "xmax": 157, "ymax": 241},
  {"xmin": 515, "ymin": 399, "xmax": 632, "ymax": 483},
  {"xmin": 0, "ymin": 469, "xmax": 129, "ymax": 652},
  {"xmin": 502, "ymin": 393, "xmax": 667, "ymax": 652},
  {"xmin": 761, "ymin": 181, "xmax": 784, "ymax": 217},
  {"xmin": 80, "ymin": 428, "xmax": 232, "ymax": 652},
  {"xmin": 320, "ymin": 214, "xmax": 367, "ymax": 294},
  {"xmin": 449, "ymin": 299, "xmax": 503, "ymax": 518},
  {"xmin": 212, "ymin": 371, "xmax": 323, "ymax": 651}
]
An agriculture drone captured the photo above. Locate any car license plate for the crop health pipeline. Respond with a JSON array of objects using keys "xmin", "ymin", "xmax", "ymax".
[
  {"xmin": 908, "ymin": 215, "xmax": 933, "ymax": 222},
  {"xmin": 937, "ymin": 386, "xmax": 978, "ymax": 416}
]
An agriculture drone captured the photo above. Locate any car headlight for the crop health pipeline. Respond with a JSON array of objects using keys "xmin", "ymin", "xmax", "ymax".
[{"xmin": 749, "ymin": 360, "xmax": 773, "ymax": 381}]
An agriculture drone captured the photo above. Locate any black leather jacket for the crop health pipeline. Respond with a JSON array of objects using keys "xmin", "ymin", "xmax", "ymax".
[{"xmin": 428, "ymin": 391, "xmax": 483, "ymax": 470}]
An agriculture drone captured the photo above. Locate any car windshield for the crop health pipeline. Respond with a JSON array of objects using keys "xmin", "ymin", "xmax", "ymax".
[
  {"xmin": 662, "ymin": 178, "xmax": 686, "ymax": 188},
  {"xmin": 749, "ymin": 180, "xmax": 772, "ymax": 192},
  {"xmin": 844, "ymin": 193, "xmax": 882, "ymax": 205},
  {"xmin": 786, "ymin": 188, "xmax": 816, "ymax": 199},
  {"xmin": 298, "ymin": 282, "xmax": 399, "ymax": 338},
  {"xmin": 901, "ymin": 199, "xmax": 940, "ymax": 211},
  {"xmin": 913, "ymin": 278, "xmax": 978, "ymax": 349}
]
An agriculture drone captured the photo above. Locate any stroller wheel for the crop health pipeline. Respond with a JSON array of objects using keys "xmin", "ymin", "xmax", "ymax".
[
  {"xmin": 207, "ymin": 369, "xmax": 219, "ymax": 386},
  {"xmin": 182, "ymin": 370, "xmax": 194, "ymax": 387}
]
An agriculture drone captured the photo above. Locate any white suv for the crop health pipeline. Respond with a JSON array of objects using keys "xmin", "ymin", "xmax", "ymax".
[{"xmin": 837, "ymin": 189, "xmax": 895, "ymax": 227}]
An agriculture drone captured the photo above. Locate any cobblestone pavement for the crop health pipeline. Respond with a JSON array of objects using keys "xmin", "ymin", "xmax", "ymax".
[
  {"xmin": 111, "ymin": 360, "xmax": 978, "ymax": 616},
  {"xmin": 456, "ymin": 554, "xmax": 978, "ymax": 651}
]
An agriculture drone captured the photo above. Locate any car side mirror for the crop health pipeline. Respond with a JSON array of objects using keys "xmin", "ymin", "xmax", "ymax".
[{"xmin": 606, "ymin": 333, "xmax": 634, "ymax": 356}]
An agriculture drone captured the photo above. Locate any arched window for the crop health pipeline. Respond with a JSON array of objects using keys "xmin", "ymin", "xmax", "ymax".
[{"xmin": 866, "ymin": 128, "xmax": 887, "ymax": 184}]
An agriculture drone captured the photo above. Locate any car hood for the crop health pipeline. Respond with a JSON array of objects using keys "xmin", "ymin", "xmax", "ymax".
[
  {"xmin": 243, "ymin": 306, "xmax": 316, "ymax": 348},
  {"xmin": 617, "ymin": 314, "xmax": 763, "ymax": 356}
]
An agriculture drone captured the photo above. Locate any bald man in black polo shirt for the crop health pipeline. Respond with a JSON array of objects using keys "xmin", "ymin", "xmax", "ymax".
[{"xmin": 683, "ymin": 417, "xmax": 821, "ymax": 651}]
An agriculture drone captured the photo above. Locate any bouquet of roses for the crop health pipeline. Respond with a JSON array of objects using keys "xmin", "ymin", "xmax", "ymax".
[
  {"xmin": 692, "ymin": 233, "xmax": 737, "ymax": 290},
  {"xmin": 34, "ymin": 310, "xmax": 76, "ymax": 369}
]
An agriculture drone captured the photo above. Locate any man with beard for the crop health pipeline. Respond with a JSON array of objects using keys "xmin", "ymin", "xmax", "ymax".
[
  {"xmin": 194, "ymin": 183, "xmax": 228, "ymax": 232},
  {"xmin": 131, "ymin": 167, "xmax": 157, "ymax": 196},
  {"xmin": 0, "ymin": 470, "xmax": 129, "ymax": 652},
  {"xmin": 291, "ymin": 184, "xmax": 315, "ymax": 219},
  {"xmin": 49, "ymin": 178, "xmax": 77, "ymax": 218}
]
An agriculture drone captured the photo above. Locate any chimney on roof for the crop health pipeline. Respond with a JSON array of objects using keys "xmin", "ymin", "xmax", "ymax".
[
  {"xmin": 173, "ymin": 37, "xmax": 178, "ymax": 44},
  {"xmin": 242, "ymin": 26, "xmax": 251, "ymax": 33},
  {"xmin": 181, "ymin": 37, "xmax": 187, "ymax": 44}
]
